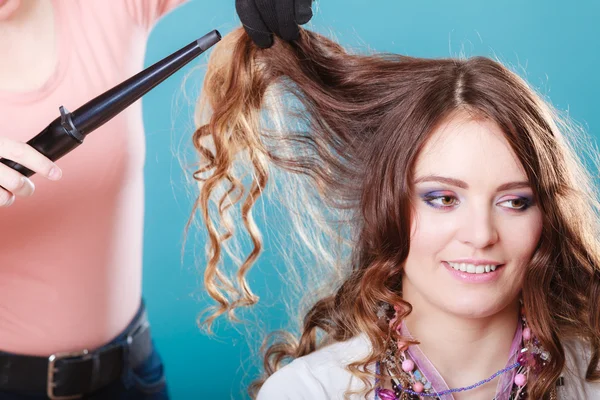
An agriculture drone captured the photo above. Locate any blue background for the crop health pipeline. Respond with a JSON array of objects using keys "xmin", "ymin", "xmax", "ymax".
[{"xmin": 141, "ymin": 1, "xmax": 600, "ymax": 398}]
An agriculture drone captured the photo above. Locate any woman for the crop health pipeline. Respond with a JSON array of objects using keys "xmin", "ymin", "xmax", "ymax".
[
  {"xmin": 0, "ymin": 0, "xmax": 305, "ymax": 398},
  {"xmin": 191, "ymin": 22, "xmax": 600, "ymax": 400}
]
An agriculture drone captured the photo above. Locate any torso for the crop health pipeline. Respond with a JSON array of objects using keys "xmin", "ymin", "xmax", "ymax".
[{"xmin": 0, "ymin": 0, "xmax": 153, "ymax": 355}]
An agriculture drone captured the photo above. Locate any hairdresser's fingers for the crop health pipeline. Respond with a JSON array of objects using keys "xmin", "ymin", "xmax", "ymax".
[
  {"xmin": 236, "ymin": 0, "xmax": 274, "ymax": 48},
  {"xmin": 294, "ymin": 0, "xmax": 313, "ymax": 25},
  {"xmin": 0, "ymin": 164, "xmax": 36, "ymax": 199},
  {"xmin": 0, "ymin": 188, "xmax": 15, "ymax": 207},
  {"xmin": 0, "ymin": 137, "xmax": 62, "ymax": 181},
  {"xmin": 276, "ymin": 0, "xmax": 300, "ymax": 41}
]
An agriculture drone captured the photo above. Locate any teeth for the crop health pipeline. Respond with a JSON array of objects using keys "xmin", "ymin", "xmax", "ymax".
[{"xmin": 447, "ymin": 262, "xmax": 499, "ymax": 274}]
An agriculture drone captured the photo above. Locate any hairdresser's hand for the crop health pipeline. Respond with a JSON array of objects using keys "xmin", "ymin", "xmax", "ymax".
[
  {"xmin": 0, "ymin": 137, "xmax": 62, "ymax": 207},
  {"xmin": 236, "ymin": 0, "xmax": 313, "ymax": 48}
]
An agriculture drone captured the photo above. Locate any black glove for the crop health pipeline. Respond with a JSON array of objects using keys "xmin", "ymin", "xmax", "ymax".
[{"xmin": 235, "ymin": 0, "xmax": 313, "ymax": 48}]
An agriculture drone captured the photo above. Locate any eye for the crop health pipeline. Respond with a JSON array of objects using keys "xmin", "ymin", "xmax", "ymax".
[
  {"xmin": 422, "ymin": 193, "xmax": 459, "ymax": 209},
  {"xmin": 498, "ymin": 197, "xmax": 532, "ymax": 211}
]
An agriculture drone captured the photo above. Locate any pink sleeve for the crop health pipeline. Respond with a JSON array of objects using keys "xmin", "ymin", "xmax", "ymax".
[{"xmin": 125, "ymin": 0, "xmax": 188, "ymax": 31}]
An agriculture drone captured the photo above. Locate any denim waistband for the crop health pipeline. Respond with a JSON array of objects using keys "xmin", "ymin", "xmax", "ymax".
[{"xmin": 0, "ymin": 299, "xmax": 154, "ymax": 398}]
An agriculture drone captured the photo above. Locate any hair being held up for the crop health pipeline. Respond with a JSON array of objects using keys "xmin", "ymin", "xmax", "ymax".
[{"xmin": 191, "ymin": 26, "xmax": 600, "ymax": 399}]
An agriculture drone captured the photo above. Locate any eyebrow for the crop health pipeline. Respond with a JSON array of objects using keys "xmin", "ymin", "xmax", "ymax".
[{"xmin": 413, "ymin": 175, "xmax": 532, "ymax": 192}]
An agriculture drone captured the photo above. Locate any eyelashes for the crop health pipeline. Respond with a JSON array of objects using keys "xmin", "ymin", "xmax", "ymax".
[
  {"xmin": 421, "ymin": 193, "xmax": 457, "ymax": 209},
  {"xmin": 420, "ymin": 192, "xmax": 533, "ymax": 212}
]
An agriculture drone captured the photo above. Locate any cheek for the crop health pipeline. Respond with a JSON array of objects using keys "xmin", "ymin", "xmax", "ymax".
[
  {"xmin": 499, "ymin": 212, "xmax": 543, "ymax": 263},
  {"xmin": 409, "ymin": 210, "xmax": 456, "ymax": 257}
]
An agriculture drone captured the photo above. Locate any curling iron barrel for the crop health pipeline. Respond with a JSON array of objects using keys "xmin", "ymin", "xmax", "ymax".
[{"xmin": 0, "ymin": 29, "xmax": 221, "ymax": 177}]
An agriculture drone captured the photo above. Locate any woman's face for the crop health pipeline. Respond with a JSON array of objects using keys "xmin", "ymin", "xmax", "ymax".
[{"xmin": 402, "ymin": 112, "xmax": 543, "ymax": 319}]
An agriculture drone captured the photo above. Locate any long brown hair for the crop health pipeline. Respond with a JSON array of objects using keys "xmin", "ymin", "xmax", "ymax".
[{"xmin": 189, "ymin": 27, "xmax": 600, "ymax": 399}]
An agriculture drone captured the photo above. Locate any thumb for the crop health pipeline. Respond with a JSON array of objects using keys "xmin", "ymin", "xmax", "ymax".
[{"xmin": 294, "ymin": 0, "xmax": 313, "ymax": 25}]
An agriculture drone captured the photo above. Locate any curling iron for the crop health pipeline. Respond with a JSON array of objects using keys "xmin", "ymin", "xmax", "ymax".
[{"xmin": 0, "ymin": 29, "xmax": 221, "ymax": 177}]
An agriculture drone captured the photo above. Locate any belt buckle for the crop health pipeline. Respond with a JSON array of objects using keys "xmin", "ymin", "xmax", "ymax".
[{"xmin": 47, "ymin": 349, "xmax": 91, "ymax": 400}]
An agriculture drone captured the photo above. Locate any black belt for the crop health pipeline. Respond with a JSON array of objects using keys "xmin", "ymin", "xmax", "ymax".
[{"xmin": 0, "ymin": 311, "xmax": 153, "ymax": 399}]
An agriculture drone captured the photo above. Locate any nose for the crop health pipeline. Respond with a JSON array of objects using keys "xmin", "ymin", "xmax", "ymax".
[{"xmin": 457, "ymin": 206, "xmax": 499, "ymax": 248}]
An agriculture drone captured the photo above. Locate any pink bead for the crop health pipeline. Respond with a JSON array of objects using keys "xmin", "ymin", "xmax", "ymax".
[
  {"xmin": 514, "ymin": 373, "xmax": 527, "ymax": 387},
  {"xmin": 401, "ymin": 359, "xmax": 415, "ymax": 372},
  {"xmin": 523, "ymin": 327, "xmax": 532, "ymax": 341},
  {"xmin": 412, "ymin": 382, "xmax": 424, "ymax": 393}
]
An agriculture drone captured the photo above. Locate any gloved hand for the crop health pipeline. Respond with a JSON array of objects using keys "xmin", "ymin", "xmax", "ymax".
[{"xmin": 235, "ymin": 0, "xmax": 313, "ymax": 48}]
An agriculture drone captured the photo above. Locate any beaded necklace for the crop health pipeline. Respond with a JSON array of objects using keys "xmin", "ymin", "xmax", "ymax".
[{"xmin": 374, "ymin": 303, "xmax": 557, "ymax": 400}]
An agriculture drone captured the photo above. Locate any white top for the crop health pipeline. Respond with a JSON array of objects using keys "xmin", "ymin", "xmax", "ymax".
[{"xmin": 256, "ymin": 334, "xmax": 600, "ymax": 399}]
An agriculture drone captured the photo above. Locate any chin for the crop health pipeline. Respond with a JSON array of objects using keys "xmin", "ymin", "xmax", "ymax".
[{"xmin": 441, "ymin": 294, "xmax": 511, "ymax": 320}]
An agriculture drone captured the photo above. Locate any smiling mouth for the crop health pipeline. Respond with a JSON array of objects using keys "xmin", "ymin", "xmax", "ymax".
[{"xmin": 445, "ymin": 261, "xmax": 504, "ymax": 274}]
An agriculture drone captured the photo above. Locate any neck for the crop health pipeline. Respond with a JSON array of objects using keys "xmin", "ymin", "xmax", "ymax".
[
  {"xmin": 402, "ymin": 292, "xmax": 519, "ymax": 399},
  {"xmin": 0, "ymin": 0, "xmax": 26, "ymax": 24},
  {"xmin": 0, "ymin": 0, "xmax": 56, "ymax": 92},
  {"xmin": 0, "ymin": 0, "xmax": 47, "ymax": 39}
]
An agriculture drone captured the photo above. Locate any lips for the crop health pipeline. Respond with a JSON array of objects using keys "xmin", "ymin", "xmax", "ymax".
[
  {"xmin": 446, "ymin": 259, "xmax": 503, "ymax": 265},
  {"xmin": 442, "ymin": 261, "xmax": 504, "ymax": 283}
]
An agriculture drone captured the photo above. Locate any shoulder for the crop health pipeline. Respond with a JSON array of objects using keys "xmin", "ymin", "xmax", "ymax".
[
  {"xmin": 123, "ymin": 0, "xmax": 187, "ymax": 30},
  {"xmin": 559, "ymin": 338, "xmax": 600, "ymax": 397},
  {"xmin": 256, "ymin": 358, "xmax": 328, "ymax": 400},
  {"xmin": 257, "ymin": 334, "xmax": 374, "ymax": 400}
]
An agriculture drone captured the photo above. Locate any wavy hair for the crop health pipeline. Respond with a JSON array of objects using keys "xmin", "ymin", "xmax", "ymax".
[{"xmin": 189, "ymin": 27, "xmax": 600, "ymax": 399}]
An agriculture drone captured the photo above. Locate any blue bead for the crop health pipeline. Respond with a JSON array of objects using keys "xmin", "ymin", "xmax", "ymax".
[{"xmin": 414, "ymin": 370, "xmax": 422, "ymax": 380}]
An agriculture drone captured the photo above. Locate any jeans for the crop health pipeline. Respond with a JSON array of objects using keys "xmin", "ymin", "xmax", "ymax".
[{"xmin": 0, "ymin": 302, "xmax": 169, "ymax": 400}]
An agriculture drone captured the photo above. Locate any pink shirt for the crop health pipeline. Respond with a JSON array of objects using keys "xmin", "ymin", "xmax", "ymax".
[{"xmin": 0, "ymin": 0, "xmax": 185, "ymax": 355}]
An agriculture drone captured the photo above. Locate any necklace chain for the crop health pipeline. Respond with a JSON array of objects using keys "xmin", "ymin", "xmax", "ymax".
[{"xmin": 375, "ymin": 302, "xmax": 558, "ymax": 400}]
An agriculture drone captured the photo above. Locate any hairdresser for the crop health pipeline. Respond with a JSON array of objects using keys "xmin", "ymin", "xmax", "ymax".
[{"xmin": 0, "ymin": 0, "xmax": 311, "ymax": 398}]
